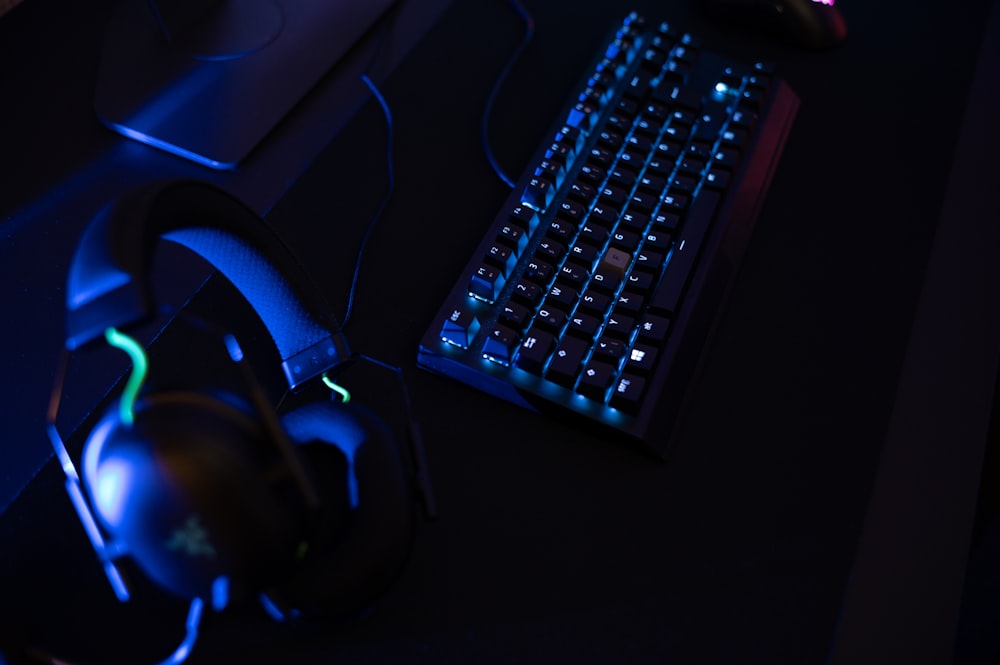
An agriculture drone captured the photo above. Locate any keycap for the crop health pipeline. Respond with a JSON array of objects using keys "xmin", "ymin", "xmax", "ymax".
[{"xmin": 440, "ymin": 306, "xmax": 478, "ymax": 349}]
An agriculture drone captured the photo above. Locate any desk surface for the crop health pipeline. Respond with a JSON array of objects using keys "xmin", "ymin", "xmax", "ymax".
[{"xmin": 2, "ymin": 0, "xmax": 999, "ymax": 663}]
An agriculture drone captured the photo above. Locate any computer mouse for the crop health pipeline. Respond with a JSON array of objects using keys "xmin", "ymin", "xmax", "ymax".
[{"xmin": 703, "ymin": 0, "xmax": 847, "ymax": 50}]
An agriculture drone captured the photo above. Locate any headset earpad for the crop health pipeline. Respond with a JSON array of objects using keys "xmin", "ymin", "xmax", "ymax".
[
  {"xmin": 267, "ymin": 400, "xmax": 415, "ymax": 620},
  {"xmin": 82, "ymin": 391, "xmax": 313, "ymax": 601}
]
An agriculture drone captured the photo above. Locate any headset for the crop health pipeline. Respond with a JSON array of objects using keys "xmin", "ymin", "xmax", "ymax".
[{"xmin": 45, "ymin": 179, "xmax": 423, "ymax": 640}]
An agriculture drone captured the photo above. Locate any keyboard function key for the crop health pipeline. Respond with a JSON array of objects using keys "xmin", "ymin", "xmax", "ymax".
[
  {"xmin": 522, "ymin": 175, "xmax": 554, "ymax": 212},
  {"xmin": 566, "ymin": 100, "xmax": 599, "ymax": 134},
  {"xmin": 485, "ymin": 242, "xmax": 514, "ymax": 274},
  {"xmin": 469, "ymin": 264, "xmax": 502, "ymax": 303},
  {"xmin": 510, "ymin": 203, "xmax": 538, "ymax": 229},
  {"xmin": 498, "ymin": 222, "xmax": 527, "ymax": 251}
]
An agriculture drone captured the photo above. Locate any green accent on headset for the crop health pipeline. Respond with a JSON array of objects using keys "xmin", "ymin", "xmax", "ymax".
[
  {"xmin": 323, "ymin": 374, "xmax": 351, "ymax": 404},
  {"xmin": 104, "ymin": 327, "xmax": 148, "ymax": 426},
  {"xmin": 321, "ymin": 373, "xmax": 351, "ymax": 403}
]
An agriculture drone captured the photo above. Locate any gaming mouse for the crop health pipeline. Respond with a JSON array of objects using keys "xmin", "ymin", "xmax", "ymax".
[{"xmin": 703, "ymin": 0, "xmax": 847, "ymax": 50}]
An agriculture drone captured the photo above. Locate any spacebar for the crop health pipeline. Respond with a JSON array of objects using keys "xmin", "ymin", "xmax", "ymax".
[{"xmin": 648, "ymin": 188, "xmax": 721, "ymax": 317}]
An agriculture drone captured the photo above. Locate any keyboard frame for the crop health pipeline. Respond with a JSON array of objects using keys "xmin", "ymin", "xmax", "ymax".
[{"xmin": 417, "ymin": 14, "xmax": 800, "ymax": 457}]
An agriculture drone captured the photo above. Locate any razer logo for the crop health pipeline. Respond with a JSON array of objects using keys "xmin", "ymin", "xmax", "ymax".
[{"xmin": 165, "ymin": 515, "xmax": 217, "ymax": 559}]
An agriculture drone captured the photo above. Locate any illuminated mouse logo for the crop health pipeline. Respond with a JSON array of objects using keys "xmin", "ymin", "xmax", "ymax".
[
  {"xmin": 811, "ymin": 0, "xmax": 835, "ymax": 5},
  {"xmin": 165, "ymin": 515, "xmax": 217, "ymax": 559}
]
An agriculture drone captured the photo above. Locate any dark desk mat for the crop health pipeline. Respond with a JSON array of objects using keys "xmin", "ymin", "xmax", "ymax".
[{"xmin": 2, "ymin": 0, "xmax": 996, "ymax": 663}]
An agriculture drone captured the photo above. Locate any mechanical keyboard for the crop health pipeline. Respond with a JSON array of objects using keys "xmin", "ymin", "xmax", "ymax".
[{"xmin": 417, "ymin": 11, "xmax": 799, "ymax": 456}]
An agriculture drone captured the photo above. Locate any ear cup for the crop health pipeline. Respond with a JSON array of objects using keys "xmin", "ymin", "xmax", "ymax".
[
  {"xmin": 265, "ymin": 400, "xmax": 416, "ymax": 620},
  {"xmin": 82, "ymin": 391, "xmax": 314, "ymax": 601}
]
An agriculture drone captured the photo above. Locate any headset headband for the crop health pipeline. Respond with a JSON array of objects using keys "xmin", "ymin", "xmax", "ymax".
[{"xmin": 65, "ymin": 179, "xmax": 350, "ymax": 390}]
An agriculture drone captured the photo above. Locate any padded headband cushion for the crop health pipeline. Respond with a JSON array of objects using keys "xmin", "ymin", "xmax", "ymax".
[{"xmin": 65, "ymin": 179, "xmax": 350, "ymax": 389}]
